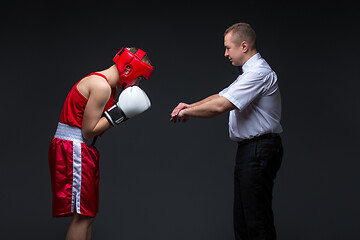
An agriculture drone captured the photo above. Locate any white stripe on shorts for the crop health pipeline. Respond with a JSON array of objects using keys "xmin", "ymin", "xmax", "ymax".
[{"xmin": 72, "ymin": 141, "xmax": 82, "ymax": 214}]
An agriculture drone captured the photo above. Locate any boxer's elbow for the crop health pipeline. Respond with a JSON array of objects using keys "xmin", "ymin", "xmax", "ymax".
[
  {"xmin": 82, "ymin": 118, "xmax": 111, "ymax": 139},
  {"xmin": 82, "ymin": 124, "xmax": 98, "ymax": 139},
  {"xmin": 82, "ymin": 129, "xmax": 95, "ymax": 140}
]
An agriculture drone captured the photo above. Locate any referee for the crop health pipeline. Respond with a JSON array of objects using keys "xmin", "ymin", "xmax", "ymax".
[{"xmin": 170, "ymin": 22, "xmax": 283, "ymax": 240}]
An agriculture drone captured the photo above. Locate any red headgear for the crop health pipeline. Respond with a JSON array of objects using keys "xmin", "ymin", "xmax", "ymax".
[{"xmin": 113, "ymin": 48, "xmax": 153, "ymax": 89}]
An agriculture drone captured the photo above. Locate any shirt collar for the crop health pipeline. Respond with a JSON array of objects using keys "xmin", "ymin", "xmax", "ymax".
[{"xmin": 242, "ymin": 53, "xmax": 261, "ymax": 73}]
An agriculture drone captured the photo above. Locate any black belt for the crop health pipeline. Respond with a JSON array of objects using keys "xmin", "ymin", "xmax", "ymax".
[{"xmin": 238, "ymin": 133, "xmax": 280, "ymax": 146}]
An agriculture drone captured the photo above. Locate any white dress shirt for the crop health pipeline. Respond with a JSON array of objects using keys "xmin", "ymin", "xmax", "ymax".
[{"xmin": 219, "ymin": 53, "xmax": 283, "ymax": 141}]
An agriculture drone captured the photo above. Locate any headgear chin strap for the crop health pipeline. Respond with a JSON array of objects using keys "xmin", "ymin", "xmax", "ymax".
[{"xmin": 113, "ymin": 48, "xmax": 153, "ymax": 89}]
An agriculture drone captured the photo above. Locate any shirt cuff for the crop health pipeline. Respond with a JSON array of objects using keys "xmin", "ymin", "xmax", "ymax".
[{"xmin": 221, "ymin": 92, "xmax": 242, "ymax": 110}]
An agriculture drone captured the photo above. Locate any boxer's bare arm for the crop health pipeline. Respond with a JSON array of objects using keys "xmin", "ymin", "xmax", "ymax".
[{"xmin": 81, "ymin": 78, "xmax": 112, "ymax": 139}]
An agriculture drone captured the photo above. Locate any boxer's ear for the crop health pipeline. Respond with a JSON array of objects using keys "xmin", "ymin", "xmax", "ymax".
[{"xmin": 124, "ymin": 66, "xmax": 131, "ymax": 74}]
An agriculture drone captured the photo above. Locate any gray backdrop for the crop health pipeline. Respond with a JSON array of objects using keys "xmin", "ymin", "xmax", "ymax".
[{"xmin": 1, "ymin": 1, "xmax": 359, "ymax": 239}]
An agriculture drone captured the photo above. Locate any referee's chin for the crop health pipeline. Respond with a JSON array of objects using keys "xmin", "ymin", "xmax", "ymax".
[{"xmin": 231, "ymin": 60, "xmax": 241, "ymax": 67}]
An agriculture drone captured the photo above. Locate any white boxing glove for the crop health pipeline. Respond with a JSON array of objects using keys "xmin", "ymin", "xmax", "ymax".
[{"xmin": 104, "ymin": 86, "xmax": 151, "ymax": 126}]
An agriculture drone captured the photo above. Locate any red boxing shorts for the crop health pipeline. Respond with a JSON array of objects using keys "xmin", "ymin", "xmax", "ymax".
[{"xmin": 49, "ymin": 123, "xmax": 100, "ymax": 218}]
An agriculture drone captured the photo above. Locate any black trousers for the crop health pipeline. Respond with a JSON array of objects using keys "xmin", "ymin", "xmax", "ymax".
[{"xmin": 234, "ymin": 134, "xmax": 283, "ymax": 240}]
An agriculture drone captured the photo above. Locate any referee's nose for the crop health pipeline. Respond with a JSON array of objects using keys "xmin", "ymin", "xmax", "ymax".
[{"xmin": 224, "ymin": 48, "xmax": 229, "ymax": 57}]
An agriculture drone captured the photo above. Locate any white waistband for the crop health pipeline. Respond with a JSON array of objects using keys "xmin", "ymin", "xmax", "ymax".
[{"xmin": 54, "ymin": 123, "xmax": 93, "ymax": 145}]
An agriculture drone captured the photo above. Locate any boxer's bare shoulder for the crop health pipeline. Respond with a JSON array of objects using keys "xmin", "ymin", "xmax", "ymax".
[{"xmin": 77, "ymin": 74, "xmax": 111, "ymax": 100}]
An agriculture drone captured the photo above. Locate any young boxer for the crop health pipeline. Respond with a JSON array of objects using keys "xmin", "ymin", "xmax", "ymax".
[{"xmin": 48, "ymin": 47, "xmax": 153, "ymax": 240}]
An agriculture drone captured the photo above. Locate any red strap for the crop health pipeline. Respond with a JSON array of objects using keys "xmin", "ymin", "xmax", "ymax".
[
  {"xmin": 87, "ymin": 72, "xmax": 111, "ymax": 87},
  {"xmin": 135, "ymin": 49, "xmax": 146, "ymax": 59},
  {"xmin": 88, "ymin": 72, "xmax": 108, "ymax": 80}
]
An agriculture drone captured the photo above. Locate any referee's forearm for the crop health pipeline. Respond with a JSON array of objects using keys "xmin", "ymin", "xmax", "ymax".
[
  {"xmin": 182, "ymin": 102, "xmax": 223, "ymax": 118},
  {"xmin": 189, "ymin": 94, "xmax": 219, "ymax": 108},
  {"xmin": 183, "ymin": 95, "xmax": 235, "ymax": 118}
]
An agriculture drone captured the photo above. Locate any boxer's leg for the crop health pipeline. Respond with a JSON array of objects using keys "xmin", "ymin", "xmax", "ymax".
[
  {"xmin": 86, "ymin": 223, "xmax": 93, "ymax": 240},
  {"xmin": 66, "ymin": 212, "xmax": 94, "ymax": 240}
]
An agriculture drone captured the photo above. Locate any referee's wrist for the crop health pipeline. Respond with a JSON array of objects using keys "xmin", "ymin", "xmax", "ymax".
[{"xmin": 180, "ymin": 108, "xmax": 188, "ymax": 117}]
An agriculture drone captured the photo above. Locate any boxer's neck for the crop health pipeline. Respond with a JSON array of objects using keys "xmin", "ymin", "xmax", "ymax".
[{"xmin": 98, "ymin": 65, "xmax": 120, "ymax": 88}]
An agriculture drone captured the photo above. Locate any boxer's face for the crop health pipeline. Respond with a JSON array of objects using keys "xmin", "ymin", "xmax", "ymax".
[
  {"xmin": 224, "ymin": 32, "xmax": 246, "ymax": 67},
  {"xmin": 130, "ymin": 77, "xmax": 143, "ymax": 87}
]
